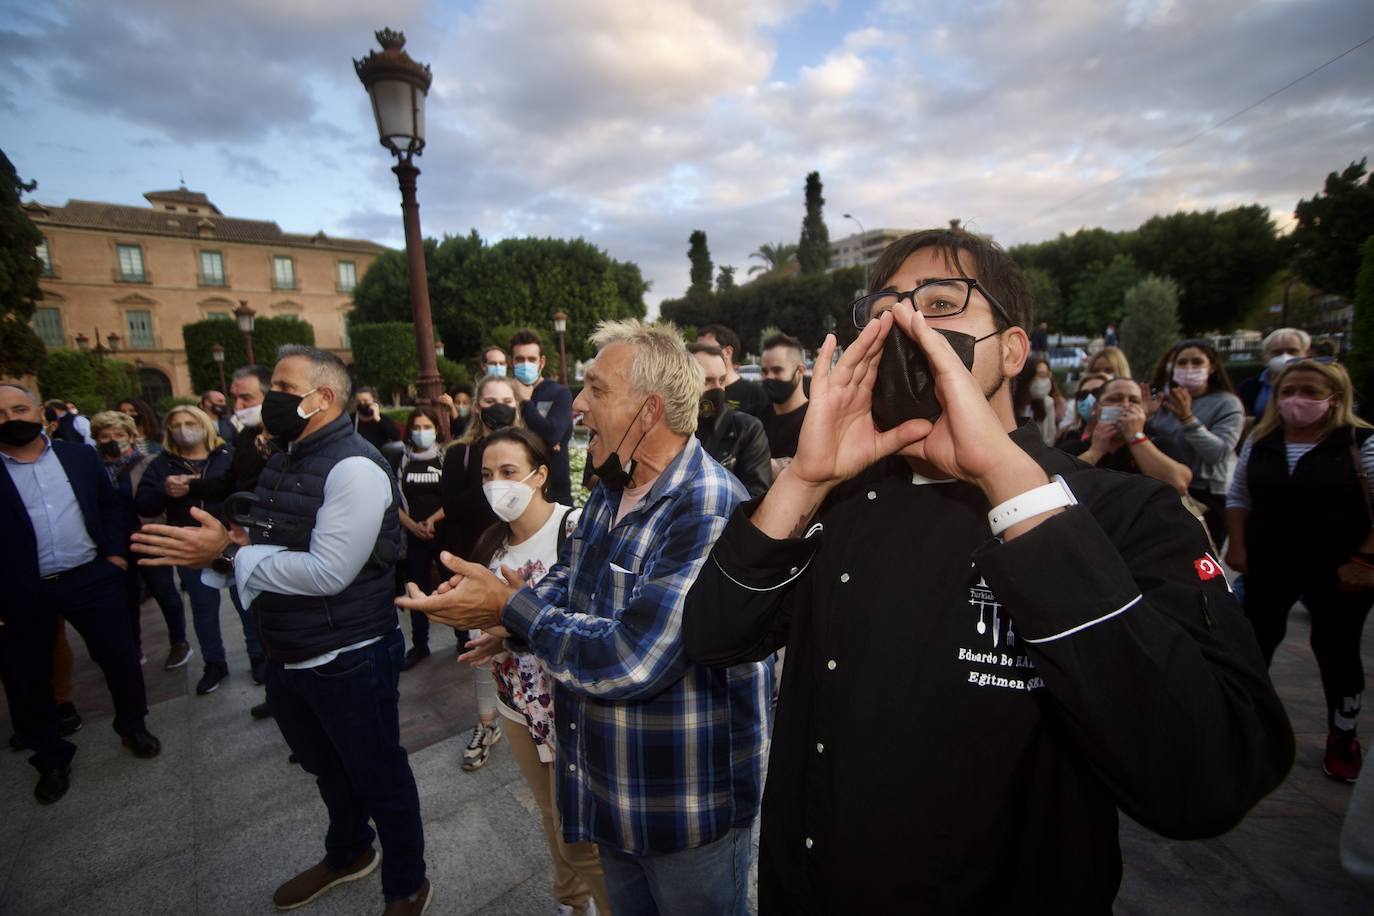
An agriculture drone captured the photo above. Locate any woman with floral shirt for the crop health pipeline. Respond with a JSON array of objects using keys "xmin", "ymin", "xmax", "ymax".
[{"xmin": 460, "ymin": 427, "xmax": 609, "ymax": 916}]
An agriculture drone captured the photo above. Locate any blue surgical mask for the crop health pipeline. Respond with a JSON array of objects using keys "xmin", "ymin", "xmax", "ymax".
[
  {"xmin": 486, "ymin": 364, "xmax": 507, "ymax": 379},
  {"xmin": 513, "ymin": 362, "xmax": 540, "ymax": 386},
  {"xmin": 1076, "ymin": 393, "xmax": 1096, "ymax": 421},
  {"xmin": 411, "ymin": 428, "xmax": 436, "ymax": 449}
]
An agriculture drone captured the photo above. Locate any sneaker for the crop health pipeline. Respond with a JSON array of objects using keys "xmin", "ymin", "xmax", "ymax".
[
  {"xmin": 196, "ymin": 661, "xmax": 229, "ymax": 695},
  {"xmin": 165, "ymin": 642, "xmax": 194, "ymax": 670},
  {"xmin": 56, "ymin": 702, "xmax": 82, "ymax": 736},
  {"xmin": 272, "ymin": 848, "xmax": 379, "ymax": 910},
  {"xmin": 250, "ymin": 701, "xmax": 274, "ymax": 720},
  {"xmin": 556, "ymin": 902, "xmax": 598, "ymax": 916},
  {"xmin": 1324, "ymin": 733, "xmax": 1362, "ymax": 783},
  {"xmin": 250, "ymin": 656, "xmax": 267, "ymax": 686},
  {"xmin": 461, "ymin": 721, "xmax": 502, "ymax": 771},
  {"xmin": 402, "ymin": 645, "xmax": 431, "ymax": 671},
  {"xmin": 382, "ymin": 879, "xmax": 432, "ymax": 915}
]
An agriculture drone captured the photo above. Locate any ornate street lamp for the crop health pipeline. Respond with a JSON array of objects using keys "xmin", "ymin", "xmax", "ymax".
[
  {"xmin": 435, "ymin": 339, "xmax": 445, "ymax": 359},
  {"xmin": 211, "ymin": 343, "xmax": 227, "ymax": 393},
  {"xmin": 74, "ymin": 332, "xmax": 89, "ymax": 352},
  {"xmin": 552, "ymin": 310, "xmax": 569, "ymax": 386},
  {"xmin": 355, "ymin": 28, "xmax": 446, "ymax": 436},
  {"xmin": 234, "ymin": 300, "xmax": 256, "ymax": 365},
  {"xmin": 106, "ymin": 332, "xmax": 120, "ymax": 353}
]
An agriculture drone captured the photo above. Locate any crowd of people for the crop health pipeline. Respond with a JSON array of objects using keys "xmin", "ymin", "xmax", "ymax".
[{"xmin": 1, "ymin": 226, "xmax": 1370, "ymax": 913}]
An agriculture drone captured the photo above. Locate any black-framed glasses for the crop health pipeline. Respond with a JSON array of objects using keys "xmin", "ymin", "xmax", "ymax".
[{"xmin": 850, "ymin": 278, "xmax": 1013, "ymax": 330}]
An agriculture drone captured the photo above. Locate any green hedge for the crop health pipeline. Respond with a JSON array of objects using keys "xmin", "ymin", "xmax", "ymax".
[
  {"xmin": 182, "ymin": 316, "xmax": 316, "ymax": 393},
  {"xmin": 36, "ymin": 349, "xmax": 136, "ymax": 414}
]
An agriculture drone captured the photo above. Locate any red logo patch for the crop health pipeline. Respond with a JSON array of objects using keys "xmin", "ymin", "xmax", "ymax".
[{"xmin": 1194, "ymin": 555, "xmax": 1221, "ymax": 581}]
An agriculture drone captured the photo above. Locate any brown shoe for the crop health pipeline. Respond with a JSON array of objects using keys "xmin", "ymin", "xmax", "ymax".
[
  {"xmin": 273, "ymin": 848, "xmax": 379, "ymax": 910},
  {"xmin": 381, "ymin": 879, "xmax": 431, "ymax": 915}
]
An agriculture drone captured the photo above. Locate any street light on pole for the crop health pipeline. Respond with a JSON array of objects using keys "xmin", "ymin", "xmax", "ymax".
[
  {"xmin": 552, "ymin": 310, "xmax": 568, "ymax": 386},
  {"xmin": 842, "ymin": 213, "xmax": 868, "ymax": 294},
  {"xmin": 211, "ymin": 343, "xmax": 226, "ymax": 393},
  {"xmin": 234, "ymin": 300, "xmax": 257, "ymax": 366},
  {"xmin": 355, "ymin": 28, "xmax": 447, "ymax": 438}
]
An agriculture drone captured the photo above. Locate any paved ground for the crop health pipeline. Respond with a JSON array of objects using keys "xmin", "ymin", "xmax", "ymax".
[{"xmin": 0, "ymin": 589, "xmax": 1370, "ymax": 914}]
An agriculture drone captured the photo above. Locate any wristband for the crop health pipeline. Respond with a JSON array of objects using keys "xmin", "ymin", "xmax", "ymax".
[
  {"xmin": 1127, "ymin": 432, "xmax": 1148, "ymax": 445},
  {"xmin": 988, "ymin": 475, "xmax": 1078, "ymax": 537}
]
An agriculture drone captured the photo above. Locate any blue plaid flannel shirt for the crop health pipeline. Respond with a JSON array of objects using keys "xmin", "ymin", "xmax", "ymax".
[{"xmin": 502, "ymin": 436, "xmax": 773, "ymax": 855}]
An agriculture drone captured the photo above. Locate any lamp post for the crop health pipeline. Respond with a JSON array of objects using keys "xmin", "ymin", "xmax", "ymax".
[
  {"xmin": 106, "ymin": 332, "xmax": 120, "ymax": 354},
  {"xmin": 435, "ymin": 339, "xmax": 445, "ymax": 359},
  {"xmin": 211, "ymin": 343, "xmax": 227, "ymax": 393},
  {"xmin": 74, "ymin": 332, "xmax": 89, "ymax": 352},
  {"xmin": 91, "ymin": 328, "xmax": 111, "ymax": 408},
  {"xmin": 552, "ymin": 310, "xmax": 568, "ymax": 386},
  {"xmin": 355, "ymin": 28, "xmax": 446, "ymax": 437},
  {"xmin": 234, "ymin": 300, "xmax": 256, "ymax": 366},
  {"xmin": 842, "ymin": 213, "xmax": 868, "ymax": 294}
]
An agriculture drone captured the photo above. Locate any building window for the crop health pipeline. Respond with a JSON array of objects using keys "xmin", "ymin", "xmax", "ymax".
[
  {"xmin": 126, "ymin": 310, "xmax": 155, "ymax": 349},
  {"xmin": 272, "ymin": 256, "xmax": 296, "ymax": 290},
  {"xmin": 33, "ymin": 307, "xmax": 63, "ymax": 348},
  {"xmin": 37, "ymin": 238, "xmax": 53, "ymax": 276},
  {"xmin": 200, "ymin": 251, "xmax": 225, "ymax": 286},
  {"xmin": 117, "ymin": 244, "xmax": 146, "ymax": 282},
  {"xmin": 337, "ymin": 260, "xmax": 357, "ymax": 292},
  {"xmin": 205, "ymin": 311, "xmax": 231, "ymax": 321}
]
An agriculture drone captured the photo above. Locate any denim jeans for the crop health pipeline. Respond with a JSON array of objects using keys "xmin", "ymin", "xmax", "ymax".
[
  {"xmin": 598, "ymin": 826, "xmax": 753, "ymax": 916},
  {"xmin": 226, "ymin": 585, "xmax": 263, "ymax": 661},
  {"xmin": 131, "ymin": 563, "xmax": 187, "ymax": 649},
  {"xmin": 177, "ymin": 565, "xmax": 228, "ymax": 663},
  {"xmin": 264, "ymin": 627, "xmax": 426, "ymax": 902}
]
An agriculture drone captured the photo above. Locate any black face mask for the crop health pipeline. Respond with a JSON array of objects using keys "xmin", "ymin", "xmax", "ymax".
[
  {"xmin": 762, "ymin": 373, "xmax": 799, "ymax": 405},
  {"xmin": 0, "ymin": 419, "xmax": 44, "ymax": 447},
  {"xmin": 592, "ymin": 397, "xmax": 652, "ymax": 490},
  {"xmin": 697, "ymin": 389, "xmax": 726, "ymax": 436},
  {"xmin": 871, "ymin": 327, "xmax": 996, "ymax": 431},
  {"xmin": 208, "ymin": 403, "xmax": 228, "ymax": 417},
  {"xmin": 43, "ymin": 407, "xmax": 60, "ymax": 423},
  {"xmin": 261, "ymin": 389, "xmax": 319, "ymax": 442},
  {"xmin": 480, "ymin": 403, "xmax": 517, "ymax": 431},
  {"xmin": 97, "ymin": 440, "xmax": 126, "ymax": 459}
]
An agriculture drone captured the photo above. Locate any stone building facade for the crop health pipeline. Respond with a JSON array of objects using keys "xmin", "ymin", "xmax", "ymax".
[{"xmin": 25, "ymin": 187, "xmax": 386, "ymax": 400}]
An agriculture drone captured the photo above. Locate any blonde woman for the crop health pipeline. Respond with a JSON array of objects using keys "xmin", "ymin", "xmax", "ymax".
[
  {"xmin": 1086, "ymin": 346, "xmax": 1131, "ymax": 380},
  {"xmin": 134, "ymin": 405, "xmax": 244, "ymax": 695},
  {"xmin": 1226, "ymin": 359, "xmax": 1374, "ymax": 782}
]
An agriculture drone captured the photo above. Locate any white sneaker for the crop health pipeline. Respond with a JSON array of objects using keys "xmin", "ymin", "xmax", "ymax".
[
  {"xmin": 461, "ymin": 721, "xmax": 502, "ymax": 771},
  {"xmin": 555, "ymin": 901, "xmax": 597, "ymax": 916}
]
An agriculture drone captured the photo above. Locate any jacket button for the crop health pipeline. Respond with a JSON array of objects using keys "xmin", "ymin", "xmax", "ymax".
[
  {"xmin": 867, "ymin": 490, "xmax": 877, "ymax": 500},
  {"xmin": 826, "ymin": 659, "xmax": 837, "ymax": 671},
  {"xmin": 789, "ymin": 567, "xmax": 799, "ymax": 576},
  {"xmin": 816, "ymin": 742, "xmax": 824, "ymax": 754},
  {"xmin": 840, "ymin": 573, "xmax": 850, "ymax": 583},
  {"xmin": 805, "ymin": 837, "xmax": 814, "ymax": 849}
]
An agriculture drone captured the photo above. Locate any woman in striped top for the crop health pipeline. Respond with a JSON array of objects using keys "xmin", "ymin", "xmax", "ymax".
[{"xmin": 1225, "ymin": 359, "xmax": 1374, "ymax": 783}]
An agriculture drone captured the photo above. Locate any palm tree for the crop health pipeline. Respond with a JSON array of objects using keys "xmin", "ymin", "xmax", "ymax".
[{"xmin": 748, "ymin": 242, "xmax": 799, "ymax": 276}]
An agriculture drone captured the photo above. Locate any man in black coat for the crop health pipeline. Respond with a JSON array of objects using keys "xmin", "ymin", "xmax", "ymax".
[
  {"xmin": 689, "ymin": 342, "xmax": 772, "ymax": 498},
  {"xmin": 0, "ymin": 383, "xmax": 160, "ymax": 806}
]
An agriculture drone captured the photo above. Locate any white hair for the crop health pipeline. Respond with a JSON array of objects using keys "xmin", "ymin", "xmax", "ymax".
[
  {"xmin": 276, "ymin": 344, "xmax": 352, "ymax": 402},
  {"xmin": 1262, "ymin": 327, "xmax": 1310, "ymax": 356},
  {"xmin": 588, "ymin": 319, "xmax": 702, "ymax": 435}
]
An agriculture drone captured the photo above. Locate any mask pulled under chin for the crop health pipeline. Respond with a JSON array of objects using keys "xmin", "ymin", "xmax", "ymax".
[{"xmin": 871, "ymin": 327, "xmax": 980, "ymax": 431}]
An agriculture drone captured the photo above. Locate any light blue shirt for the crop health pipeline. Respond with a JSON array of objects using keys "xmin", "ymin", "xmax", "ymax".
[
  {"xmin": 203, "ymin": 454, "xmax": 394, "ymax": 667},
  {"xmin": 2, "ymin": 434, "xmax": 98, "ymax": 575}
]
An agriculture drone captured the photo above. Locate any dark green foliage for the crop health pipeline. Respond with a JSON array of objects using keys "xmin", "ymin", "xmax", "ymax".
[
  {"xmin": 1349, "ymin": 236, "xmax": 1374, "ymax": 405},
  {"xmin": 350, "ymin": 322, "xmax": 417, "ymax": 404},
  {"xmin": 182, "ymin": 316, "xmax": 315, "ymax": 393},
  {"xmin": 36, "ymin": 349, "xmax": 136, "ymax": 412},
  {"xmin": 748, "ymin": 242, "xmax": 798, "ymax": 277},
  {"xmin": 436, "ymin": 355, "xmax": 472, "ymax": 392},
  {"xmin": 1120, "ymin": 276, "xmax": 1182, "ymax": 382},
  {"xmin": 661, "ymin": 266, "xmax": 865, "ymax": 359},
  {"xmin": 716, "ymin": 265, "xmax": 737, "ymax": 293},
  {"xmin": 687, "ymin": 230, "xmax": 713, "ymax": 299},
  {"xmin": 1067, "ymin": 254, "xmax": 1144, "ymax": 335},
  {"xmin": 1289, "ymin": 160, "xmax": 1374, "ymax": 298},
  {"xmin": 0, "ymin": 149, "xmax": 47, "ymax": 377},
  {"xmin": 350, "ymin": 232, "xmax": 646, "ymax": 370},
  {"xmin": 1021, "ymin": 267, "xmax": 1063, "ymax": 331},
  {"xmin": 797, "ymin": 172, "xmax": 831, "ymax": 275}
]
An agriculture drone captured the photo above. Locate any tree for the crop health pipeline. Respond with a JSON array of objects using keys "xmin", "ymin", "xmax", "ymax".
[
  {"xmin": 1022, "ymin": 267, "xmax": 1064, "ymax": 332},
  {"xmin": 1288, "ymin": 159, "xmax": 1374, "ymax": 298},
  {"xmin": 36, "ymin": 349, "xmax": 136, "ymax": 414},
  {"xmin": 716, "ymin": 265, "xmax": 737, "ymax": 293},
  {"xmin": 1119, "ymin": 276, "xmax": 1182, "ymax": 382},
  {"xmin": 748, "ymin": 242, "xmax": 798, "ymax": 276},
  {"xmin": 0, "ymin": 149, "xmax": 48, "ymax": 378},
  {"xmin": 1349, "ymin": 236, "xmax": 1374, "ymax": 406},
  {"xmin": 797, "ymin": 171, "xmax": 831, "ymax": 275},
  {"xmin": 687, "ymin": 230, "xmax": 713, "ymax": 300},
  {"xmin": 350, "ymin": 322, "xmax": 418, "ymax": 404},
  {"xmin": 182, "ymin": 316, "xmax": 315, "ymax": 394},
  {"xmin": 1066, "ymin": 254, "xmax": 1144, "ymax": 335}
]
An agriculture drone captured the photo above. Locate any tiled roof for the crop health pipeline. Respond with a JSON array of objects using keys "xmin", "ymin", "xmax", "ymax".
[
  {"xmin": 29, "ymin": 199, "xmax": 389, "ymax": 254},
  {"xmin": 143, "ymin": 188, "xmax": 222, "ymax": 213}
]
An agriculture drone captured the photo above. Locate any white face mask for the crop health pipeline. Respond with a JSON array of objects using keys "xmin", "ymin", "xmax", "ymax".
[
  {"xmin": 1098, "ymin": 405, "xmax": 1123, "ymax": 425},
  {"xmin": 1268, "ymin": 354, "xmax": 1295, "ymax": 376},
  {"xmin": 1172, "ymin": 367, "xmax": 1208, "ymax": 391},
  {"xmin": 1029, "ymin": 378, "xmax": 1052, "ymax": 399},
  {"xmin": 171, "ymin": 426, "xmax": 205, "ymax": 447},
  {"xmin": 235, "ymin": 404, "xmax": 262, "ymax": 428},
  {"xmin": 483, "ymin": 468, "xmax": 539, "ymax": 522},
  {"xmin": 411, "ymin": 428, "xmax": 436, "ymax": 449}
]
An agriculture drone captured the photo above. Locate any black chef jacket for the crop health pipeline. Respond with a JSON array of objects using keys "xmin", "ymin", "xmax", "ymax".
[{"xmin": 683, "ymin": 424, "xmax": 1293, "ymax": 914}]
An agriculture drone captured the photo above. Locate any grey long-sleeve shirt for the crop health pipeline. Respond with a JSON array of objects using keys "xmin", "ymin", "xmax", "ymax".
[{"xmin": 1147, "ymin": 390, "xmax": 1244, "ymax": 495}]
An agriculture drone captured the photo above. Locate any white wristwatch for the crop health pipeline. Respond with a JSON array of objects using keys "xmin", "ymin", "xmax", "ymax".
[{"xmin": 987, "ymin": 475, "xmax": 1077, "ymax": 536}]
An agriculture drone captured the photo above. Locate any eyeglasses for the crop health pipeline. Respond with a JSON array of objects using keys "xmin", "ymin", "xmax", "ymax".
[{"xmin": 850, "ymin": 278, "xmax": 1013, "ymax": 330}]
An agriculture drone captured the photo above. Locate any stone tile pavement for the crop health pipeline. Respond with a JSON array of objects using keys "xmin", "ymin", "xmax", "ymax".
[{"xmin": 1, "ymin": 592, "xmax": 1370, "ymax": 914}]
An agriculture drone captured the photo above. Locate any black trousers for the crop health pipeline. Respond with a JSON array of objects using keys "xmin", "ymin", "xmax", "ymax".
[
  {"xmin": 1245, "ymin": 569, "xmax": 1374, "ymax": 733},
  {"xmin": 1, "ymin": 559, "xmax": 150, "ymax": 773}
]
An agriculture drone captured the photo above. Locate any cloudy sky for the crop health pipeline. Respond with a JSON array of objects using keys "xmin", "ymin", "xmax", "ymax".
[{"xmin": 3, "ymin": 0, "xmax": 1372, "ymax": 316}]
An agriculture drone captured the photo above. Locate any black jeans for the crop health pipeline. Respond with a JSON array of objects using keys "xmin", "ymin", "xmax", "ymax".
[
  {"xmin": 1245, "ymin": 570, "xmax": 1374, "ymax": 733},
  {"xmin": 2, "ymin": 559, "xmax": 150, "ymax": 773},
  {"xmin": 403, "ymin": 532, "xmax": 441, "ymax": 650},
  {"xmin": 264, "ymin": 627, "xmax": 426, "ymax": 902}
]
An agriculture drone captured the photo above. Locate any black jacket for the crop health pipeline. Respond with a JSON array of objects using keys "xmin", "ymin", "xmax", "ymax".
[
  {"xmin": 696, "ymin": 403, "xmax": 773, "ymax": 499},
  {"xmin": 683, "ymin": 425, "xmax": 1293, "ymax": 914},
  {"xmin": 440, "ymin": 439, "xmax": 498, "ymax": 559},
  {"xmin": 188, "ymin": 423, "xmax": 269, "ymax": 507},
  {"xmin": 134, "ymin": 446, "xmax": 233, "ymax": 527}
]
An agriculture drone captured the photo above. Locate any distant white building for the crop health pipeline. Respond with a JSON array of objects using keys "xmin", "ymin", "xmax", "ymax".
[{"xmin": 828, "ymin": 228, "xmax": 916, "ymax": 273}]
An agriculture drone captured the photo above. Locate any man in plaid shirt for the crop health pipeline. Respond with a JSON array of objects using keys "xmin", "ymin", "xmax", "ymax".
[{"xmin": 400, "ymin": 320, "xmax": 772, "ymax": 914}]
